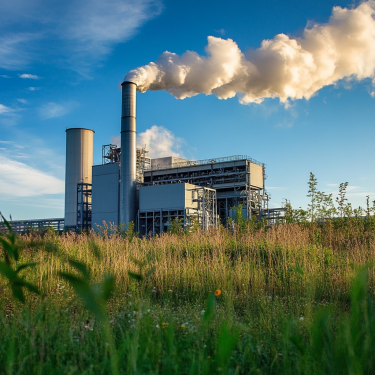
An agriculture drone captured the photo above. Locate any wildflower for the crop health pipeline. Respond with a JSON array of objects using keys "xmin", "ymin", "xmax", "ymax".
[
  {"xmin": 215, "ymin": 290, "xmax": 221, "ymax": 297},
  {"xmin": 207, "ymin": 356, "xmax": 211, "ymax": 359},
  {"xmin": 156, "ymin": 324, "xmax": 160, "ymax": 328},
  {"xmin": 181, "ymin": 325, "xmax": 186, "ymax": 329},
  {"xmin": 260, "ymin": 340, "xmax": 263, "ymax": 343},
  {"xmin": 168, "ymin": 290, "xmax": 172, "ymax": 293},
  {"xmin": 201, "ymin": 310, "xmax": 205, "ymax": 315},
  {"xmin": 162, "ymin": 322, "xmax": 167, "ymax": 328},
  {"xmin": 239, "ymin": 334, "xmax": 242, "ymax": 337},
  {"xmin": 299, "ymin": 316, "xmax": 304, "ymax": 320}
]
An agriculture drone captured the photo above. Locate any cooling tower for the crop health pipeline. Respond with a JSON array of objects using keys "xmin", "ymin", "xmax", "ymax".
[
  {"xmin": 64, "ymin": 128, "xmax": 94, "ymax": 228},
  {"xmin": 120, "ymin": 81, "xmax": 137, "ymax": 225}
]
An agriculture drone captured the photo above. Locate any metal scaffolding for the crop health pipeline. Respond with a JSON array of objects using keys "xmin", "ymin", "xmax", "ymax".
[
  {"xmin": 101, "ymin": 143, "xmax": 150, "ymax": 184},
  {"xmin": 190, "ymin": 186, "xmax": 217, "ymax": 230},
  {"xmin": 102, "ymin": 144, "xmax": 121, "ymax": 164},
  {"xmin": 77, "ymin": 183, "xmax": 92, "ymax": 231},
  {"xmin": 143, "ymin": 156, "xmax": 269, "ymax": 224},
  {"xmin": 136, "ymin": 145, "xmax": 151, "ymax": 184}
]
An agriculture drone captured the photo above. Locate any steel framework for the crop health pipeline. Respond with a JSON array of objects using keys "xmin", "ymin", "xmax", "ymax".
[
  {"xmin": 101, "ymin": 144, "xmax": 150, "ymax": 184},
  {"xmin": 143, "ymin": 157, "xmax": 269, "ymax": 224},
  {"xmin": 136, "ymin": 145, "xmax": 151, "ymax": 183},
  {"xmin": 190, "ymin": 186, "xmax": 217, "ymax": 230},
  {"xmin": 102, "ymin": 144, "xmax": 121, "ymax": 164},
  {"xmin": 0, "ymin": 218, "xmax": 65, "ymax": 234},
  {"xmin": 77, "ymin": 183, "xmax": 92, "ymax": 231}
]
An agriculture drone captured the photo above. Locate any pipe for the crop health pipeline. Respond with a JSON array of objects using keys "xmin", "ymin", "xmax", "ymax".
[{"xmin": 120, "ymin": 81, "xmax": 137, "ymax": 225}]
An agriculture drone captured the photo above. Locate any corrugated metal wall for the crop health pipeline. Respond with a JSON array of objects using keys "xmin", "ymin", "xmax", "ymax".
[{"xmin": 91, "ymin": 163, "xmax": 119, "ymax": 227}]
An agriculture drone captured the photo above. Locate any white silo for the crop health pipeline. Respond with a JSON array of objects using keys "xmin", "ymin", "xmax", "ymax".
[{"xmin": 64, "ymin": 128, "xmax": 94, "ymax": 228}]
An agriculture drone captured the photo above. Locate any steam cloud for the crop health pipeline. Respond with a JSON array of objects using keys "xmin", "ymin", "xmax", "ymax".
[
  {"xmin": 125, "ymin": 2, "xmax": 375, "ymax": 104},
  {"xmin": 111, "ymin": 125, "xmax": 184, "ymax": 158}
]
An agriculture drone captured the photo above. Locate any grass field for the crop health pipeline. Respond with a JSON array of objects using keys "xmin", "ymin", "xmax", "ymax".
[{"xmin": 1, "ymin": 214, "xmax": 375, "ymax": 374}]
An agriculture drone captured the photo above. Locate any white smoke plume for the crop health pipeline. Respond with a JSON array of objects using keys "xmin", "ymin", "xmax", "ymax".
[
  {"xmin": 111, "ymin": 125, "xmax": 184, "ymax": 158},
  {"xmin": 125, "ymin": 2, "xmax": 375, "ymax": 104}
]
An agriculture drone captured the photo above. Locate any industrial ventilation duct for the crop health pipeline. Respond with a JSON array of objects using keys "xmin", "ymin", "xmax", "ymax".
[
  {"xmin": 64, "ymin": 128, "xmax": 94, "ymax": 228},
  {"xmin": 120, "ymin": 81, "xmax": 137, "ymax": 225}
]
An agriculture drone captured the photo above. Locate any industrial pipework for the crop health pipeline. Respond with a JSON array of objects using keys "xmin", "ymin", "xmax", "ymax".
[
  {"xmin": 64, "ymin": 128, "xmax": 94, "ymax": 228},
  {"xmin": 120, "ymin": 81, "xmax": 137, "ymax": 225}
]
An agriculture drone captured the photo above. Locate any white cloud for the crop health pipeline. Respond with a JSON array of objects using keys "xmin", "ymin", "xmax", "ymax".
[
  {"xmin": 137, "ymin": 125, "xmax": 184, "ymax": 158},
  {"xmin": 17, "ymin": 98, "xmax": 28, "ymax": 104},
  {"xmin": 0, "ymin": 104, "xmax": 12, "ymax": 114},
  {"xmin": 126, "ymin": 2, "xmax": 375, "ymax": 105},
  {"xmin": 0, "ymin": 74, "xmax": 10, "ymax": 78},
  {"xmin": 216, "ymin": 29, "xmax": 226, "ymax": 35},
  {"xmin": 0, "ymin": 154, "xmax": 64, "ymax": 197},
  {"xmin": 0, "ymin": 0, "xmax": 162, "ymax": 72},
  {"xmin": 0, "ymin": 33, "xmax": 37, "ymax": 70},
  {"xmin": 0, "ymin": 140, "xmax": 14, "ymax": 144},
  {"xmin": 28, "ymin": 87, "xmax": 40, "ymax": 91},
  {"xmin": 111, "ymin": 125, "xmax": 185, "ymax": 159},
  {"xmin": 19, "ymin": 73, "xmax": 40, "ymax": 79},
  {"xmin": 39, "ymin": 102, "xmax": 73, "ymax": 119}
]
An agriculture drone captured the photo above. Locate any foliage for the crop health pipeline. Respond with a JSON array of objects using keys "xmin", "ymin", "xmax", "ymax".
[
  {"xmin": 3, "ymin": 183, "xmax": 375, "ymax": 373},
  {"xmin": 0, "ymin": 214, "xmax": 40, "ymax": 303},
  {"xmin": 167, "ymin": 217, "xmax": 184, "ymax": 235}
]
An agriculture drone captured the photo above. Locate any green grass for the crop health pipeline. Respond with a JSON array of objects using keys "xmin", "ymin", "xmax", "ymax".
[{"xmin": 1, "ymin": 219, "xmax": 375, "ymax": 374}]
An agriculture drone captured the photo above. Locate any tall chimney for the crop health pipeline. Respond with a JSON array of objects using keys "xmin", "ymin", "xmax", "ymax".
[{"xmin": 120, "ymin": 81, "xmax": 137, "ymax": 225}]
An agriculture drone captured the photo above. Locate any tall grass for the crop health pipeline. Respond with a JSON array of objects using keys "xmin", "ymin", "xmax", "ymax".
[{"xmin": 1, "ymin": 219, "xmax": 375, "ymax": 374}]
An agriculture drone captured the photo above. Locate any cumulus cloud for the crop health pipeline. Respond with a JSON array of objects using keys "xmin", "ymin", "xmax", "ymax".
[
  {"xmin": 39, "ymin": 102, "xmax": 74, "ymax": 119},
  {"xmin": 19, "ymin": 73, "xmax": 40, "ymax": 79},
  {"xmin": 0, "ymin": 0, "xmax": 162, "ymax": 71},
  {"xmin": 126, "ymin": 2, "xmax": 375, "ymax": 105},
  {"xmin": 111, "ymin": 125, "xmax": 184, "ymax": 158},
  {"xmin": 137, "ymin": 125, "xmax": 184, "ymax": 158},
  {"xmin": 0, "ymin": 154, "xmax": 64, "ymax": 197}
]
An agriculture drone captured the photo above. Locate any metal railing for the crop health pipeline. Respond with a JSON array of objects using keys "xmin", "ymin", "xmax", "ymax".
[
  {"xmin": 0, "ymin": 218, "xmax": 65, "ymax": 234},
  {"xmin": 150, "ymin": 155, "xmax": 264, "ymax": 171}
]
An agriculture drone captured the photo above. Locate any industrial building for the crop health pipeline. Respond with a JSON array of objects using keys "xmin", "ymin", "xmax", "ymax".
[
  {"xmin": 0, "ymin": 81, "xmax": 281, "ymax": 235},
  {"xmin": 63, "ymin": 81, "xmax": 272, "ymax": 235}
]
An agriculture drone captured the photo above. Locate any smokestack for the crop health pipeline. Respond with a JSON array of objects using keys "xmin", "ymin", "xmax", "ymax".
[
  {"xmin": 64, "ymin": 128, "xmax": 94, "ymax": 228},
  {"xmin": 120, "ymin": 81, "xmax": 137, "ymax": 225}
]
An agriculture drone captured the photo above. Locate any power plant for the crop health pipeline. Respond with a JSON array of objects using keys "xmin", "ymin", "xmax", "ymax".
[
  {"xmin": 63, "ymin": 81, "xmax": 275, "ymax": 235},
  {"xmin": 1, "ymin": 81, "xmax": 282, "ymax": 234}
]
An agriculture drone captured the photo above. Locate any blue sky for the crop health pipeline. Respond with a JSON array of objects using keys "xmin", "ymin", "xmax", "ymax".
[{"xmin": 0, "ymin": 0, "xmax": 374, "ymax": 220}]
